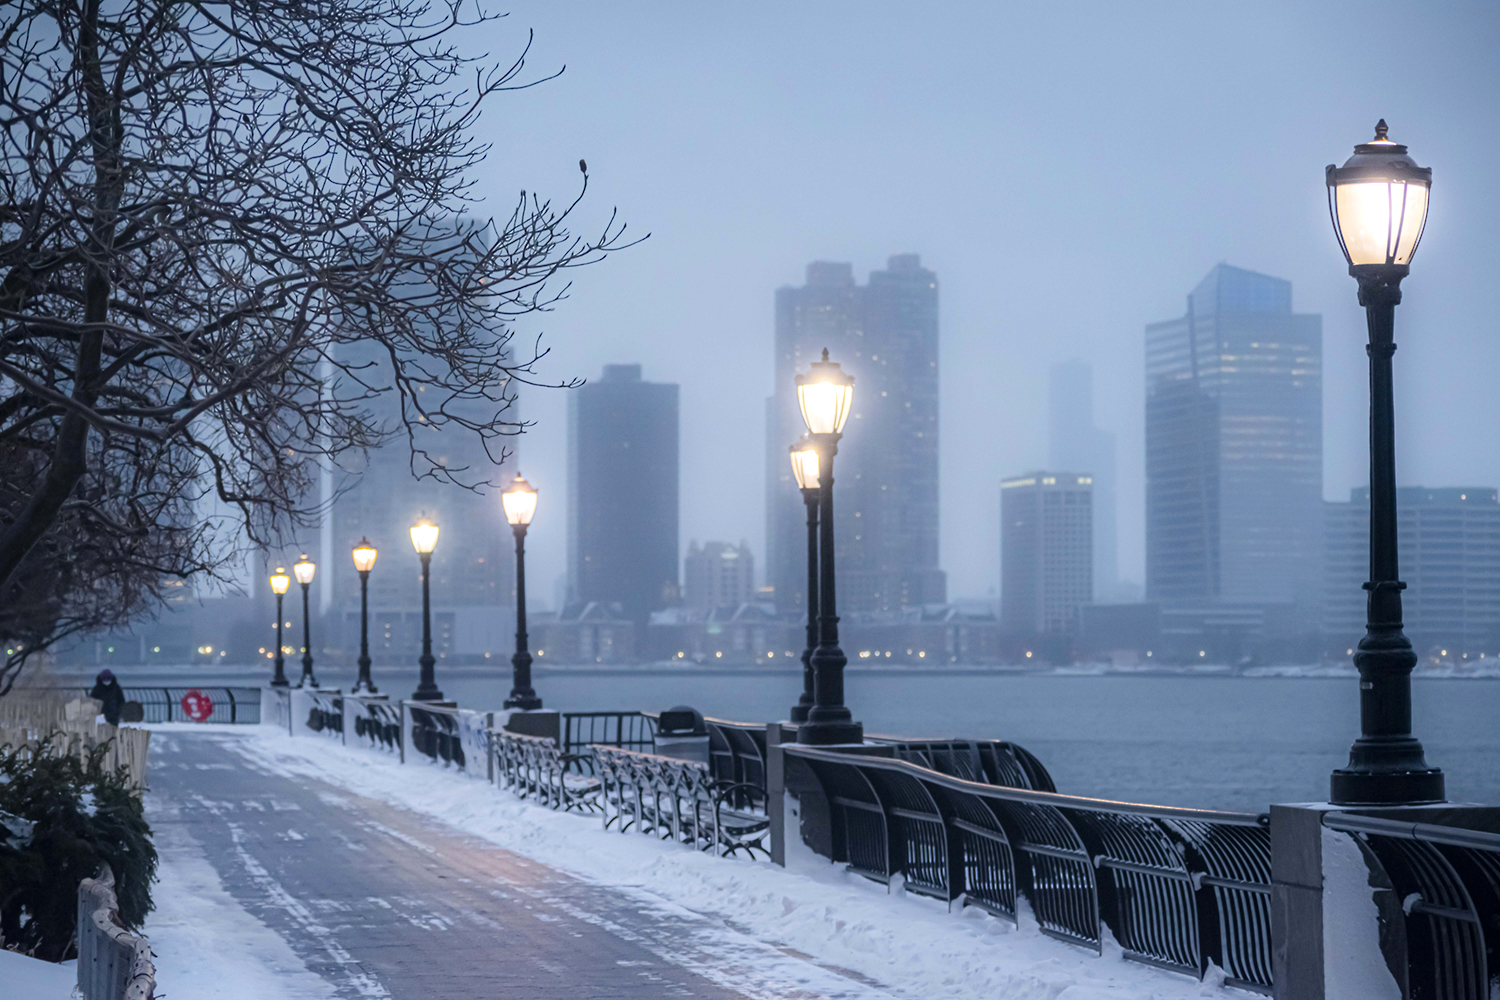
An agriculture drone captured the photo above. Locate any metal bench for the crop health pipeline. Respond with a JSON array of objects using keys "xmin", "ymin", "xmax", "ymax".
[
  {"xmin": 492, "ymin": 730, "xmax": 601, "ymax": 813},
  {"xmin": 592, "ymin": 744, "xmax": 768, "ymax": 858}
]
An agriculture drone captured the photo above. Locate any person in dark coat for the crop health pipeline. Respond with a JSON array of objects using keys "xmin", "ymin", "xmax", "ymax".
[{"xmin": 89, "ymin": 669, "xmax": 126, "ymax": 726}]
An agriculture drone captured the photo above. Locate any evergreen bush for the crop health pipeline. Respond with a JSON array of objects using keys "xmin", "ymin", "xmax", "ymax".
[{"xmin": 0, "ymin": 737, "xmax": 156, "ymax": 960}]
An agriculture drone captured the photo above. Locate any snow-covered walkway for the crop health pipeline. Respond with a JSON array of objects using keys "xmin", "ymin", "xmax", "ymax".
[{"xmin": 145, "ymin": 725, "xmax": 1238, "ymax": 998}]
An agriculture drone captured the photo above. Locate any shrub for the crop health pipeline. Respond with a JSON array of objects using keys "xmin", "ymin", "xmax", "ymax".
[{"xmin": 0, "ymin": 738, "xmax": 156, "ymax": 961}]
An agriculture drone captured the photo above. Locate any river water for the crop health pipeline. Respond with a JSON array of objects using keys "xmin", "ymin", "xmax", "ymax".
[{"xmin": 56, "ymin": 663, "xmax": 1500, "ymax": 814}]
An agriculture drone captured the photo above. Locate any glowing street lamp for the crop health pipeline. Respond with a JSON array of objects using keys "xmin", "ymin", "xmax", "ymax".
[
  {"xmin": 1325, "ymin": 121, "xmax": 1442, "ymax": 806},
  {"xmin": 794, "ymin": 349, "xmax": 862, "ymax": 745},
  {"xmin": 788, "ymin": 438, "xmax": 821, "ymax": 723},
  {"xmin": 502, "ymin": 474, "xmax": 542, "ymax": 711},
  {"xmin": 292, "ymin": 555, "xmax": 318, "ymax": 688},
  {"xmin": 410, "ymin": 516, "xmax": 443, "ymax": 701},
  {"xmin": 351, "ymin": 539, "xmax": 378, "ymax": 694},
  {"xmin": 269, "ymin": 567, "xmax": 291, "ymax": 687}
]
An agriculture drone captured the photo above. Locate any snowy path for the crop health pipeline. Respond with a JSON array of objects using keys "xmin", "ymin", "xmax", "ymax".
[{"xmin": 145, "ymin": 730, "xmax": 893, "ymax": 999}]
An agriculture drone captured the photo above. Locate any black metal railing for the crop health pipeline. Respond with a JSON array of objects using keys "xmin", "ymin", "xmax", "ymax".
[
  {"xmin": 346, "ymin": 695, "xmax": 402, "ymax": 757},
  {"xmin": 561, "ymin": 711, "xmax": 656, "ymax": 755},
  {"xmin": 403, "ymin": 702, "xmax": 490, "ymax": 775},
  {"xmin": 1323, "ymin": 812, "xmax": 1500, "ymax": 999},
  {"xmin": 301, "ymin": 690, "xmax": 344, "ymax": 739},
  {"xmin": 783, "ymin": 744, "xmax": 1273, "ymax": 993},
  {"xmin": 45, "ymin": 686, "xmax": 262, "ymax": 724}
]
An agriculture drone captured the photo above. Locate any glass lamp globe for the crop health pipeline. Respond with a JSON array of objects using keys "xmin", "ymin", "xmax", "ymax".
[
  {"xmin": 351, "ymin": 538, "xmax": 378, "ymax": 574},
  {"xmin": 795, "ymin": 348, "xmax": 855, "ymax": 436},
  {"xmin": 410, "ymin": 517, "xmax": 440, "ymax": 555},
  {"xmin": 269, "ymin": 568, "xmax": 291, "ymax": 596},
  {"xmin": 1327, "ymin": 120, "xmax": 1432, "ymax": 269},
  {"xmin": 502, "ymin": 474, "xmax": 539, "ymax": 526},
  {"xmin": 789, "ymin": 439, "xmax": 821, "ymax": 490},
  {"xmin": 293, "ymin": 556, "xmax": 316, "ymax": 586}
]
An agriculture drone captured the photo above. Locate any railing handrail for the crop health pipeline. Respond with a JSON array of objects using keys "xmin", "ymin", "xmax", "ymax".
[
  {"xmin": 401, "ymin": 700, "xmax": 477, "ymax": 717},
  {"xmin": 1322, "ymin": 811, "xmax": 1500, "ymax": 851},
  {"xmin": 783, "ymin": 744, "xmax": 1268, "ymax": 827}
]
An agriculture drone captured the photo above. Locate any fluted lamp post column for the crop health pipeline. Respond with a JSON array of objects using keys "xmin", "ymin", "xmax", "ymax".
[
  {"xmin": 795, "ymin": 349, "xmax": 862, "ymax": 745},
  {"xmin": 293, "ymin": 556, "xmax": 318, "ymax": 688},
  {"xmin": 1325, "ymin": 120, "xmax": 1443, "ymax": 806},
  {"xmin": 269, "ymin": 568, "xmax": 291, "ymax": 687},
  {"xmin": 502, "ymin": 474, "xmax": 543, "ymax": 711},
  {"xmin": 409, "ymin": 516, "xmax": 444, "ymax": 701},
  {"xmin": 352, "ymin": 539, "xmax": 379, "ymax": 694},
  {"xmin": 788, "ymin": 438, "xmax": 821, "ymax": 723}
]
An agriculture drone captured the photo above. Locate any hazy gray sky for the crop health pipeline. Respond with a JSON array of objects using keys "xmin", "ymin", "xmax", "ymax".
[{"xmin": 460, "ymin": 0, "xmax": 1500, "ymax": 603}]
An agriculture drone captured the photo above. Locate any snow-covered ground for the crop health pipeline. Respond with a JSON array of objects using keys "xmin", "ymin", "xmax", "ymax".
[
  {"xmin": 144, "ymin": 723, "xmax": 1242, "ymax": 999},
  {"xmin": 145, "ymin": 793, "xmax": 336, "ymax": 1000},
  {"xmin": 0, "ymin": 949, "xmax": 74, "ymax": 1000}
]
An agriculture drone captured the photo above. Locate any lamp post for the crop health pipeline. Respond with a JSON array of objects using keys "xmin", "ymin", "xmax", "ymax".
[
  {"xmin": 502, "ymin": 474, "xmax": 542, "ymax": 711},
  {"xmin": 409, "ymin": 516, "xmax": 444, "ymax": 701},
  {"xmin": 788, "ymin": 438, "xmax": 821, "ymax": 723},
  {"xmin": 1325, "ymin": 120, "xmax": 1443, "ymax": 806},
  {"xmin": 292, "ymin": 555, "xmax": 318, "ymax": 688},
  {"xmin": 269, "ymin": 567, "xmax": 291, "ymax": 687},
  {"xmin": 351, "ymin": 539, "xmax": 378, "ymax": 694},
  {"xmin": 795, "ymin": 349, "xmax": 862, "ymax": 745}
]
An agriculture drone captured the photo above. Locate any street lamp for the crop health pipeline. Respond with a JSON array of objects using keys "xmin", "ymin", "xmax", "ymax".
[
  {"xmin": 788, "ymin": 438, "xmax": 821, "ymax": 723},
  {"xmin": 292, "ymin": 555, "xmax": 318, "ymax": 688},
  {"xmin": 1325, "ymin": 120, "xmax": 1443, "ymax": 806},
  {"xmin": 269, "ymin": 567, "xmax": 291, "ymax": 687},
  {"xmin": 502, "ymin": 474, "xmax": 542, "ymax": 711},
  {"xmin": 409, "ymin": 515, "xmax": 444, "ymax": 701},
  {"xmin": 351, "ymin": 539, "xmax": 378, "ymax": 694},
  {"xmin": 794, "ymin": 349, "xmax": 862, "ymax": 745}
]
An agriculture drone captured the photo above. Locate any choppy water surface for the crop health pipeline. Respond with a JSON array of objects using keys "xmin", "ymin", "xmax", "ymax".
[{"xmin": 69, "ymin": 664, "xmax": 1500, "ymax": 813}]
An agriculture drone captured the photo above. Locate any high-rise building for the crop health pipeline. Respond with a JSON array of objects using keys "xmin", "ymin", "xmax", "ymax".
[
  {"xmin": 766, "ymin": 255, "xmax": 944, "ymax": 618},
  {"xmin": 1049, "ymin": 361, "xmax": 1118, "ymax": 601},
  {"xmin": 1325, "ymin": 487, "xmax": 1500, "ymax": 658},
  {"xmin": 1000, "ymin": 472, "xmax": 1094, "ymax": 636},
  {"xmin": 683, "ymin": 540, "xmax": 756, "ymax": 614},
  {"xmin": 568, "ymin": 364, "xmax": 679, "ymax": 623},
  {"xmin": 323, "ymin": 342, "xmax": 516, "ymax": 664},
  {"xmin": 1145, "ymin": 264, "xmax": 1323, "ymax": 623}
]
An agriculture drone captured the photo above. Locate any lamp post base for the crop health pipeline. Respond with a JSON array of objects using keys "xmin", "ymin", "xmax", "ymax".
[
  {"xmin": 796, "ymin": 720, "xmax": 863, "ymax": 745},
  {"xmin": 504, "ymin": 694, "xmax": 543, "ymax": 711},
  {"xmin": 410, "ymin": 688, "xmax": 445, "ymax": 702},
  {"xmin": 788, "ymin": 704, "xmax": 810, "ymax": 723},
  {"xmin": 1331, "ymin": 733, "xmax": 1444, "ymax": 805}
]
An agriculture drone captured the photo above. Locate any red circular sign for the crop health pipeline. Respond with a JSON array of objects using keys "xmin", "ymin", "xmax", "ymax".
[{"xmin": 180, "ymin": 688, "xmax": 214, "ymax": 723}]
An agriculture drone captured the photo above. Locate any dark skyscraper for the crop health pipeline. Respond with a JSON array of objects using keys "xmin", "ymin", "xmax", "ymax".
[
  {"xmin": 767, "ymin": 255, "xmax": 944, "ymax": 617},
  {"xmin": 1145, "ymin": 264, "xmax": 1322, "ymax": 617},
  {"xmin": 568, "ymin": 364, "xmax": 679, "ymax": 623},
  {"xmin": 1048, "ymin": 361, "xmax": 1118, "ymax": 601}
]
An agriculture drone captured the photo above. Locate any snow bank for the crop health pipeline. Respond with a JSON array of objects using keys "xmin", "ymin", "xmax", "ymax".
[
  {"xmin": 157, "ymin": 723, "xmax": 1240, "ymax": 999},
  {"xmin": 0, "ymin": 948, "xmax": 74, "ymax": 999}
]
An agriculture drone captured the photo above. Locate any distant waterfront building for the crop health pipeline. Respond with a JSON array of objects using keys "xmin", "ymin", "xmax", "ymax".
[
  {"xmin": 683, "ymin": 541, "xmax": 756, "ymax": 613},
  {"xmin": 1145, "ymin": 264, "xmax": 1323, "ymax": 646},
  {"xmin": 568, "ymin": 364, "xmax": 679, "ymax": 623},
  {"xmin": 1325, "ymin": 487, "xmax": 1500, "ymax": 658},
  {"xmin": 766, "ymin": 255, "xmax": 944, "ymax": 618},
  {"xmin": 1000, "ymin": 472, "xmax": 1093, "ymax": 636},
  {"xmin": 321, "ymin": 338, "xmax": 516, "ymax": 664},
  {"xmin": 1049, "ymin": 360, "xmax": 1118, "ymax": 601}
]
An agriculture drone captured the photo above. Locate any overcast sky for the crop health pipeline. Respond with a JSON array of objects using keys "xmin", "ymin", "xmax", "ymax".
[{"xmin": 459, "ymin": 0, "xmax": 1500, "ymax": 605}]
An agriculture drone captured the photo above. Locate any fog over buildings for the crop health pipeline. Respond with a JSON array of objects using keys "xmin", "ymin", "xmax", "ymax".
[{"xmin": 63, "ymin": 2, "xmax": 1500, "ymax": 665}]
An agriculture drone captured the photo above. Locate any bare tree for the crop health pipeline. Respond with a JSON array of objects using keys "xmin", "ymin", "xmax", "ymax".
[{"xmin": 0, "ymin": 1, "xmax": 630, "ymax": 690}]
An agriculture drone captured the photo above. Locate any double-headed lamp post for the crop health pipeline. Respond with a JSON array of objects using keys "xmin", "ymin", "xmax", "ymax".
[
  {"xmin": 293, "ymin": 556, "xmax": 318, "ymax": 688},
  {"xmin": 410, "ymin": 516, "xmax": 444, "ymax": 701},
  {"xmin": 1325, "ymin": 120, "xmax": 1443, "ymax": 806},
  {"xmin": 269, "ymin": 568, "xmax": 291, "ymax": 687},
  {"xmin": 502, "ymin": 474, "xmax": 543, "ymax": 711},
  {"xmin": 795, "ymin": 349, "xmax": 862, "ymax": 745},
  {"xmin": 788, "ymin": 438, "xmax": 821, "ymax": 723},
  {"xmin": 351, "ymin": 539, "xmax": 378, "ymax": 694}
]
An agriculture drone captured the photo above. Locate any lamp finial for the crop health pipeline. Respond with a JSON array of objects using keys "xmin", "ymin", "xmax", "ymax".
[{"xmin": 1374, "ymin": 119, "xmax": 1389, "ymax": 141}]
